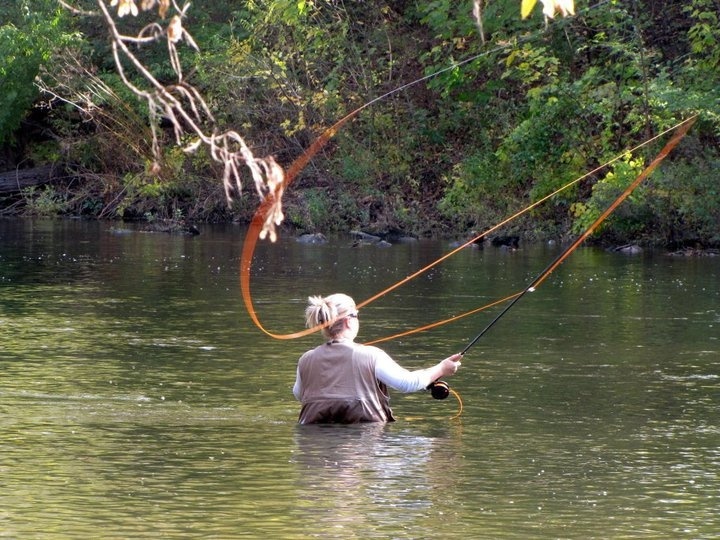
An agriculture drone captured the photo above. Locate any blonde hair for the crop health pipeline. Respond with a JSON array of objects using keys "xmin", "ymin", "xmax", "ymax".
[{"xmin": 305, "ymin": 293, "xmax": 356, "ymax": 339}]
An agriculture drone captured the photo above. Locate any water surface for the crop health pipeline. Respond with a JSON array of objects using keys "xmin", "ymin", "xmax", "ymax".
[{"xmin": 1, "ymin": 219, "xmax": 718, "ymax": 538}]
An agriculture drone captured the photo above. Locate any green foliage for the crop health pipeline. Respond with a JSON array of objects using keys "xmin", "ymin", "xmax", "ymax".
[
  {"xmin": 21, "ymin": 185, "xmax": 69, "ymax": 216},
  {"xmin": 27, "ymin": 140, "xmax": 62, "ymax": 164},
  {"xmin": 569, "ymin": 153, "xmax": 645, "ymax": 236},
  {"xmin": 0, "ymin": 0, "xmax": 75, "ymax": 143},
  {"xmin": 335, "ymin": 137, "xmax": 377, "ymax": 187},
  {"xmin": 3, "ymin": 0, "xmax": 720, "ymax": 247},
  {"xmin": 685, "ymin": 0, "xmax": 720, "ymax": 78},
  {"xmin": 0, "ymin": 24, "xmax": 38, "ymax": 143},
  {"xmin": 286, "ymin": 186, "xmax": 366, "ymax": 233},
  {"xmin": 436, "ymin": 0, "xmax": 719, "ymax": 245},
  {"xmin": 438, "ymin": 147, "xmax": 512, "ymax": 229},
  {"xmin": 297, "ymin": 187, "xmax": 332, "ymax": 231},
  {"xmin": 643, "ymin": 149, "xmax": 720, "ymax": 246},
  {"xmin": 501, "ymin": 44, "xmax": 560, "ymax": 88}
]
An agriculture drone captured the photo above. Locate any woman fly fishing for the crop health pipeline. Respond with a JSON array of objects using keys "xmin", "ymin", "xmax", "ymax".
[{"xmin": 292, "ymin": 293, "xmax": 462, "ymax": 424}]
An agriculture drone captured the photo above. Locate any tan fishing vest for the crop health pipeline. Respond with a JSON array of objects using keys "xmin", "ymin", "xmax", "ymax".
[{"xmin": 296, "ymin": 341, "xmax": 395, "ymax": 423}]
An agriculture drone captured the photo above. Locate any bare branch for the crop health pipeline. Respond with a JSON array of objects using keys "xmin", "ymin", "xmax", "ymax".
[
  {"xmin": 472, "ymin": 1, "xmax": 485, "ymax": 45},
  {"xmin": 55, "ymin": 0, "xmax": 287, "ymax": 242}
]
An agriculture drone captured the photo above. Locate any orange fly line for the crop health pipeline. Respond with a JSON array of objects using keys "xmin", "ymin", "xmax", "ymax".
[{"xmin": 240, "ymin": 115, "xmax": 698, "ymax": 344}]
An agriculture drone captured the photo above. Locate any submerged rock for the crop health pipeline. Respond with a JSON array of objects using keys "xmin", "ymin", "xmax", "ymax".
[
  {"xmin": 611, "ymin": 244, "xmax": 643, "ymax": 255},
  {"xmin": 139, "ymin": 220, "xmax": 200, "ymax": 235},
  {"xmin": 668, "ymin": 248, "xmax": 719, "ymax": 257},
  {"xmin": 490, "ymin": 235, "xmax": 520, "ymax": 249},
  {"xmin": 108, "ymin": 227, "xmax": 134, "ymax": 235},
  {"xmin": 350, "ymin": 230, "xmax": 382, "ymax": 243},
  {"xmin": 297, "ymin": 233, "xmax": 328, "ymax": 244}
]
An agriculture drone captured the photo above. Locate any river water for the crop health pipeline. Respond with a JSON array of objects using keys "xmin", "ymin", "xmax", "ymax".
[{"xmin": 1, "ymin": 218, "xmax": 718, "ymax": 539}]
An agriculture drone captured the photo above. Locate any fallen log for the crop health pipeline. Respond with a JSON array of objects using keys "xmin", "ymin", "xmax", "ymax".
[{"xmin": 0, "ymin": 164, "xmax": 58, "ymax": 193}]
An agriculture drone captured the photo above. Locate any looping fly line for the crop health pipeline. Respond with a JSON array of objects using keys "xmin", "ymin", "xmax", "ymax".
[{"xmin": 240, "ymin": 116, "xmax": 697, "ymax": 344}]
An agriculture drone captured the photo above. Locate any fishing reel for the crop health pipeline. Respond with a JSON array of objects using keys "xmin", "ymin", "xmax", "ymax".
[{"xmin": 427, "ymin": 380, "xmax": 450, "ymax": 400}]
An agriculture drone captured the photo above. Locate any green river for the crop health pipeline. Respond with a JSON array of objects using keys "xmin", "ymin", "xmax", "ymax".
[{"xmin": 1, "ymin": 218, "xmax": 718, "ymax": 539}]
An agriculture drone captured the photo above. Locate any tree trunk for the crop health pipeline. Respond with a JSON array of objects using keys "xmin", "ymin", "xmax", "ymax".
[{"xmin": 0, "ymin": 164, "xmax": 58, "ymax": 193}]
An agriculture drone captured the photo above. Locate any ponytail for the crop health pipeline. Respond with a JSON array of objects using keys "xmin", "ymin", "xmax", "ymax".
[{"xmin": 304, "ymin": 293, "xmax": 356, "ymax": 339}]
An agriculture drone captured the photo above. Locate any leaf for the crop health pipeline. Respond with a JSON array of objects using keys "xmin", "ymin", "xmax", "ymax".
[
  {"xmin": 557, "ymin": 0, "xmax": 575, "ymax": 16},
  {"xmin": 523, "ymin": 0, "xmax": 576, "ymax": 19},
  {"xmin": 167, "ymin": 15, "xmax": 183, "ymax": 43},
  {"xmin": 521, "ymin": 0, "xmax": 538, "ymax": 19},
  {"xmin": 539, "ymin": 0, "xmax": 575, "ymax": 18},
  {"xmin": 158, "ymin": 0, "xmax": 170, "ymax": 19},
  {"xmin": 116, "ymin": 0, "xmax": 139, "ymax": 18}
]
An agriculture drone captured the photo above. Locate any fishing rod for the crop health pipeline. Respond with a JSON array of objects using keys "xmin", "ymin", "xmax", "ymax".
[
  {"xmin": 425, "ymin": 115, "xmax": 697, "ymax": 406},
  {"xmin": 460, "ymin": 115, "xmax": 698, "ymax": 357}
]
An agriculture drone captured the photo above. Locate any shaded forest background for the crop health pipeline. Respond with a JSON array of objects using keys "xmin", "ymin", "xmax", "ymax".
[{"xmin": 1, "ymin": 0, "xmax": 719, "ymax": 247}]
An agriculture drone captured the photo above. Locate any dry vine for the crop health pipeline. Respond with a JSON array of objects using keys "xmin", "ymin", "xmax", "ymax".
[{"xmin": 57, "ymin": 0, "xmax": 286, "ymax": 241}]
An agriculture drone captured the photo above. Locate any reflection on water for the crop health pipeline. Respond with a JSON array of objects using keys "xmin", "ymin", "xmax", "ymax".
[
  {"xmin": 290, "ymin": 423, "xmax": 464, "ymax": 538},
  {"xmin": 1, "ymin": 219, "xmax": 719, "ymax": 538}
]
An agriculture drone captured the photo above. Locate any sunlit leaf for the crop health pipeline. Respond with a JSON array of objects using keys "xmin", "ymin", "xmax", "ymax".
[
  {"xmin": 167, "ymin": 15, "xmax": 182, "ymax": 43},
  {"xmin": 521, "ymin": 0, "xmax": 538, "ymax": 19},
  {"xmin": 114, "ymin": 0, "xmax": 138, "ymax": 18},
  {"xmin": 540, "ymin": 0, "xmax": 575, "ymax": 18},
  {"xmin": 523, "ymin": 0, "xmax": 575, "ymax": 19},
  {"xmin": 158, "ymin": 0, "xmax": 170, "ymax": 18},
  {"xmin": 557, "ymin": 0, "xmax": 575, "ymax": 16}
]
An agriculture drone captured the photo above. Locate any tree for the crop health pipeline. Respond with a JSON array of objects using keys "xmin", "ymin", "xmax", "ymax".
[
  {"xmin": 45, "ymin": 0, "xmax": 578, "ymax": 238},
  {"xmin": 0, "ymin": 1, "xmax": 72, "ymax": 144},
  {"xmin": 3, "ymin": 0, "xmax": 718, "ymax": 246},
  {"xmin": 55, "ymin": 0, "xmax": 286, "ymax": 239}
]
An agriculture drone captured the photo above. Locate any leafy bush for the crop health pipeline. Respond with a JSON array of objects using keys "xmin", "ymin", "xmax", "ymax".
[
  {"xmin": 22, "ymin": 185, "xmax": 69, "ymax": 216},
  {"xmin": 569, "ymin": 153, "xmax": 645, "ymax": 237},
  {"xmin": 0, "ymin": 1, "xmax": 75, "ymax": 144},
  {"xmin": 644, "ymin": 149, "xmax": 720, "ymax": 246}
]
